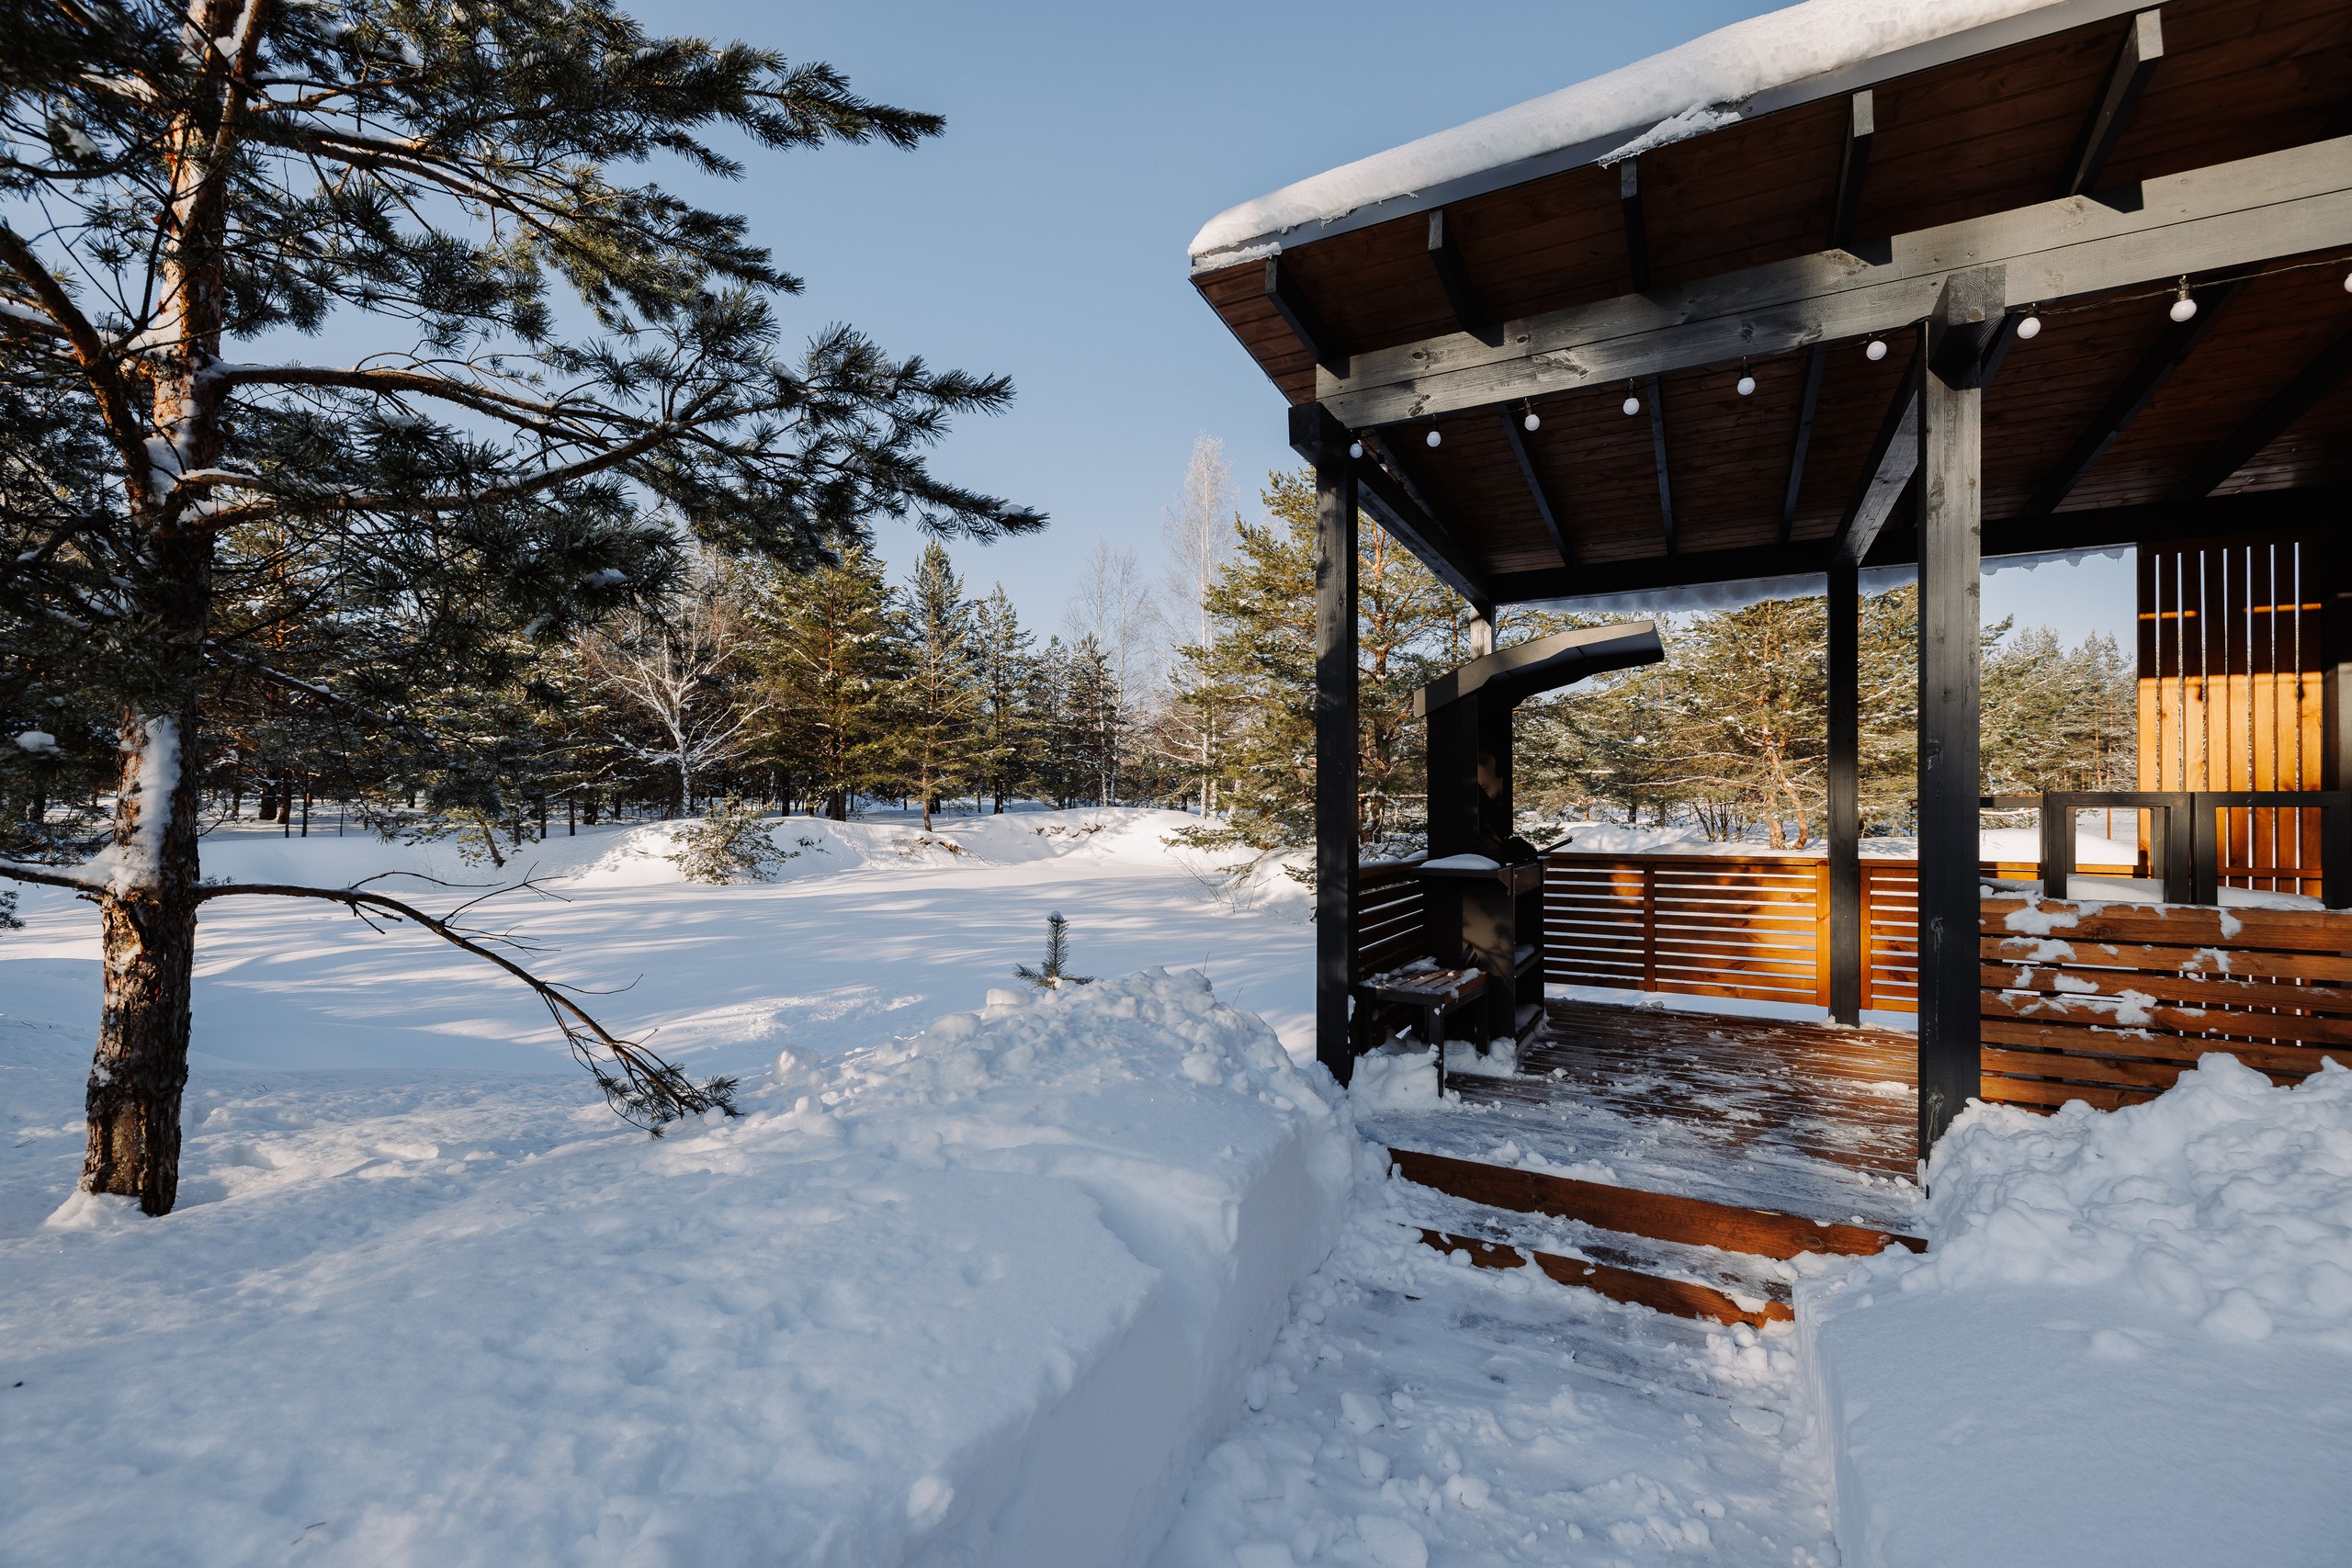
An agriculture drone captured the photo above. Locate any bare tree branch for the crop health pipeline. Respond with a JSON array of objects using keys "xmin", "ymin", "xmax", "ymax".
[{"xmin": 189, "ymin": 877, "xmax": 736, "ymax": 1133}]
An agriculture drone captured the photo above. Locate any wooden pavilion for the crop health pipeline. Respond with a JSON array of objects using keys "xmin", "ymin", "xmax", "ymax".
[{"xmin": 1188, "ymin": 0, "xmax": 2352, "ymax": 1158}]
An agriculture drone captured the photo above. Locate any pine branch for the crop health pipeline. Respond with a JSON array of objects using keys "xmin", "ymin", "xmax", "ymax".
[{"xmin": 191, "ymin": 875, "xmax": 736, "ymax": 1134}]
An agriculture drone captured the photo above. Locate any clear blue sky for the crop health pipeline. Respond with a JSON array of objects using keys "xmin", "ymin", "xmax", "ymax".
[{"xmin": 657, "ymin": 0, "xmax": 2135, "ymax": 649}]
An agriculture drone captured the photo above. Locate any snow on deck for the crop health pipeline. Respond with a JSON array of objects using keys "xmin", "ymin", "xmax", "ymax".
[{"xmin": 1189, "ymin": 0, "xmax": 2081, "ymax": 264}]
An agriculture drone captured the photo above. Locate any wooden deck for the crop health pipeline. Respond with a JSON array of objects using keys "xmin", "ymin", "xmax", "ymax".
[{"xmin": 1361, "ymin": 998, "xmax": 1928, "ymax": 1325}]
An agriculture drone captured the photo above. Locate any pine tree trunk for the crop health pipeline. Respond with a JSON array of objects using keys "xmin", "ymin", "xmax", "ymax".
[{"xmin": 83, "ymin": 687, "xmax": 205, "ymax": 1217}]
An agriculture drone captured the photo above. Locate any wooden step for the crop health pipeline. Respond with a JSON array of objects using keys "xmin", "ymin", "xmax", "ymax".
[
  {"xmin": 1417, "ymin": 1229, "xmax": 1792, "ymax": 1329},
  {"xmin": 1389, "ymin": 1146, "xmax": 1926, "ymax": 1260}
]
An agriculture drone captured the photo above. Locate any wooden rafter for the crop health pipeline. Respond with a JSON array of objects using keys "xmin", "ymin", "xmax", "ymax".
[
  {"xmin": 2060, "ymin": 8, "xmax": 2164, "ymax": 199},
  {"xmin": 1263, "ymin": 256, "xmax": 1346, "ymax": 377},
  {"xmin": 1313, "ymin": 134, "xmax": 2352, "ymax": 428},
  {"xmin": 2166, "ymin": 324, "xmax": 2352, "ymax": 501},
  {"xmin": 2018, "ymin": 274, "xmax": 2242, "ymax": 517},
  {"xmin": 1426, "ymin": 209, "xmax": 1499, "ymax": 346},
  {"xmin": 1781, "ymin": 90, "xmax": 1878, "ymax": 543},
  {"xmin": 1498, "ymin": 409, "xmax": 1571, "ymax": 565},
  {"xmin": 1619, "ymin": 160, "xmax": 1651, "ymax": 292}
]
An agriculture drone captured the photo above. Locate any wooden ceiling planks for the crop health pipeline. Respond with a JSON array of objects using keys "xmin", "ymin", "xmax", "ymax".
[{"xmin": 1193, "ymin": 0, "xmax": 2352, "ymax": 596}]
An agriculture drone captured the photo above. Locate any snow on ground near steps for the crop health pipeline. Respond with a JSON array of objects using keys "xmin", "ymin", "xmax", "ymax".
[
  {"xmin": 0, "ymin": 970, "xmax": 1351, "ymax": 1567},
  {"xmin": 1154, "ymin": 1138, "xmax": 1839, "ymax": 1568},
  {"xmin": 1800, "ymin": 1056, "xmax": 2352, "ymax": 1567}
]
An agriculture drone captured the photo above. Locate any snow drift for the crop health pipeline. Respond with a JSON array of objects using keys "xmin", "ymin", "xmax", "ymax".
[
  {"xmin": 1801, "ymin": 1057, "xmax": 2352, "ymax": 1567},
  {"xmin": 0, "ymin": 970, "xmax": 1352, "ymax": 1567}
]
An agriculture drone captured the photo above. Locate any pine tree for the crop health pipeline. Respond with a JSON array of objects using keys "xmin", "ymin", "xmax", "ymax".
[
  {"xmin": 749, "ymin": 546, "xmax": 901, "ymax": 820},
  {"xmin": 1174, "ymin": 469, "xmax": 1459, "ymax": 852},
  {"xmin": 1064, "ymin": 636, "xmax": 1123, "ymax": 807},
  {"xmin": 971, "ymin": 586, "xmax": 1035, "ymax": 813},
  {"xmin": 895, "ymin": 543, "xmax": 981, "ymax": 829},
  {"xmin": 0, "ymin": 4, "xmax": 1040, "ymax": 1213}
]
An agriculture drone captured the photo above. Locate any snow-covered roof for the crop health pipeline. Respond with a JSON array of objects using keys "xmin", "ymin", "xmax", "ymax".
[{"xmin": 1189, "ymin": 0, "xmax": 2139, "ymax": 268}]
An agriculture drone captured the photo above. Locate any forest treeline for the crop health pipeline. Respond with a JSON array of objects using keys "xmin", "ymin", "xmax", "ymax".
[{"xmin": 6, "ymin": 443, "xmax": 2133, "ymax": 863}]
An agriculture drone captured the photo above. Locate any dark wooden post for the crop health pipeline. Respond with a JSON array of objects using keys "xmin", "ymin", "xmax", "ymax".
[
  {"xmin": 1827, "ymin": 556, "xmax": 1862, "ymax": 1023},
  {"xmin": 1916, "ymin": 268, "xmax": 2003, "ymax": 1156},
  {"xmin": 1293, "ymin": 403, "xmax": 1360, "ymax": 1085}
]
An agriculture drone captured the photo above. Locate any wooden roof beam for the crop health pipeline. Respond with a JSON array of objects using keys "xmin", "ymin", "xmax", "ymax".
[
  {"xmin": 1620, "ymin": 160, "xmax": 1652, "ymax": 292},
  {"xmin": 1264, "ymin": 256, "xmax": 1347, "ymax": 377},
  {"xmin": 1479, "ymin": 487, "xmax": 2350, "ymax": 606},
  {"xmin": 1498, "ymin": 408, "xmax": 1572, "ymax": 564},
  {"xmin": 1354, "ymin": 431, "xmax": 1497, "ymax": 610},
  {"xmin": 1833, "ymin": 356, "xmax": 1922, "ymax": 567},
  {"xmin": 1645, "ymin": 375, "xmax": 1675, "ymax": 553},
  {"xmin": 1427, "ymin": 209, "xmax": 1501, "ymax": 347},
  {"xmin": 2018, "ymin": 273, "xmax": 2240, "ymax": 517},
  {"xmin": 1782, "ymin": 90, "xmax": 1878, "ymax": 543},
  {"xmin": 2165, "ymin": 324, "xmax": 2352, "ymax": 501},
  {"xmin": 2060, "ymin": 9, "xmax": 2164, "ymax": 199},
  {"xmin": 1313, "ymin": 134, "xmax": 2352, "ymax": 428}
]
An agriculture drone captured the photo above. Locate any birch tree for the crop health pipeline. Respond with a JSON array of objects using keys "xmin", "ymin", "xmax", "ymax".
[{"xmin": 0, "ymin": 1, "xmax": 1038, "ymax": 1214}]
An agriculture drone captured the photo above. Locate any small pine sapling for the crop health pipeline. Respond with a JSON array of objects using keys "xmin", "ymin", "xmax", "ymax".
[
  {"xmin": 669, "ymin": 797, "xmax": 797, "ymax": 884},
  {"xmin": 1014, "ymin": 910, "xmax": 1093, "ymax": 989}
]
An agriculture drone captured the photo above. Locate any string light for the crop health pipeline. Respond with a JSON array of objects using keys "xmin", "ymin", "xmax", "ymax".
[
  {"xmin": 2343, "ymin": 271, "xmax": 2351, "ymax": 293},
  {"xmin": 1425, "ymin": 424, "xmax": 1442, "ymax": 448},
  {"xmin": 1348, "ymin": 441, "xmax": 1363, "ymax": 459},
  {"xmin": 1622, "ymin": 382, "xmax": 1641, "ymax": 416},
  {"xmin": 1736, "ymin": 362, "xmax": 1756, "ymax": 397},
  {"xmin": 1864, "ymin": 338, "xmax": 1888, "ymax": 361},
  {"xmin": 1521, "ymin": 404, "xmax": 1541, "ymax": 432},
  {"xmin": 2016, "ymin": 308, "xmax": 2042, "ymax": 340},
  {"xmin": 2168, "ymin": 276, "xmax": 2198, "ymax": 323}
]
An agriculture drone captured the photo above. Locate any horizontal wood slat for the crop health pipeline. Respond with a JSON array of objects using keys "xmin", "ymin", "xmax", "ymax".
[
  {"xmin": 1979, "ymin": 896, "xmax": 2352, "ymax": 1102},
  {"xmin": 1415, "ymin": 1228, "xmax": 1792, "ymax": 1328}
]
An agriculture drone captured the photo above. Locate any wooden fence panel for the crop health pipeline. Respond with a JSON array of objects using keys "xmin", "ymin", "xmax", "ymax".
[
  {"xmin": 1353, "ymin": 857, "xmax": 1429, "ymax": 981},
  {"xmin": 1546, "ymin": 852, "xmax": 1832, "ymax": 1009},
  {"xmin": 1979, "ymin": 897, "xmax": 2352, "ymax": 1110}
]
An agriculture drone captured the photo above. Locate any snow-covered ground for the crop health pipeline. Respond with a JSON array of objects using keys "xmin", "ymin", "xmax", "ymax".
[
  {"xmin": 1803, "ymin": 1056, "xmax": 2352, "ymax": 1566},
  {"xmin": 8, "ymin": 807, "xmax": 2342, "ymax": 1565}
]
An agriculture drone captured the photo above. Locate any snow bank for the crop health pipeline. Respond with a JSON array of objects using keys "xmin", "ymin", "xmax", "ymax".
[
  {"xmin": 1190, "ymin": 0, "xmax": 2076, "ymax": 261},
  {"xmin": 0, "ymin": 970, "xmax": 1351, "ymax": 1567},
  {"xmin": 1800, "ymin": 1057, "xmax": 2352, "ymax": 1566}
]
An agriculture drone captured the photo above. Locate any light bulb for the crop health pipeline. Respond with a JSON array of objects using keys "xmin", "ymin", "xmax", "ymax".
[
  {"xmin": 1348, "ymin": 441, "xmax": 1363, "ymax": 459},
  {"xmin": 1864, "ymin": 338, "xmax": 1888, "ymax": 361},
  {"xmin": 2344, "ymin": 272, "xmax": 2352, "ymax": 293},
  {"xmin": 1522, "ymin": 412, "xmax": 1541, "ymax": 432},
  {"xmin": 2016, "ymin": 314, "xmax": 2041, "ymax": 340},
  {"xmin": 1425, "ymin": 428, "xmax": 1442, "ymax": 447},
  {"xmin": 2169, "ymin": 295, "xmax": 2198, "ymax": 323},
  {"xmin": 1622, "ymin": 394, "xmax": 1641, "ymax": 416},
  {"xmin": 1736, "ymin": 374, "xmax": 1757, "ymax": 396}
]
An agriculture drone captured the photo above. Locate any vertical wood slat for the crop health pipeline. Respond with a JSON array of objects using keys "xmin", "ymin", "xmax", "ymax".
[
  {"xmin": 1813, "ymin": 860, "xmax": 1833, "ymax": 1007},
  {"xmin": 1641, "ymin": 864, "xmax": 1658, "ymax": 991}
]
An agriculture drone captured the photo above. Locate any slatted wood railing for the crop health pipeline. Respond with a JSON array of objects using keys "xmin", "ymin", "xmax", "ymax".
[
  {"xmin": 1980, "ymin": 897, "xmax": 2352, "ymax": 1109},
  {"xmin": 1541, "ymin": 852, "xmax": 1927, "ymax": 1012}
]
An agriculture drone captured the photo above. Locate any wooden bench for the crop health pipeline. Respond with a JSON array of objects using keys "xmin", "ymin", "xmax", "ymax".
[{"xmin": 1360, "ymin": 964, "xmax": 1488, "ymax": 1096}]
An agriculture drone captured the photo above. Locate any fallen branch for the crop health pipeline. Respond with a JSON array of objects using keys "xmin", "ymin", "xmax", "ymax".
[{"xmin": 194, "ymin": 877, "xmax": 736, "ymax": 1134}]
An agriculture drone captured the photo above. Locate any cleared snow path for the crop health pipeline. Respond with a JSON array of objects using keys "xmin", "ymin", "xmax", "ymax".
[{"xmin": 1154, "ymin": 1146, "xmax": 1840, "ymax": 1568}]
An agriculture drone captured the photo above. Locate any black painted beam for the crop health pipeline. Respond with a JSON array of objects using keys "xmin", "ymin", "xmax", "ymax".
[
  {"xmin": 2019, "ymin": 274, "xmax": 2241, "ymax": 518},
  {"xmin": 1305, "ymin": 402, "xmax": 1359, "ymax": 1083},
  {"xmin": 1829, "ymin": 89, "xmax": 1876, "ymax": 250},
  {"xmin": 1645, "ymin": 374, "xmax": 1674, "ymax": 553},
  {"xmin": 1834, "ymin": 357, "xmax": 1922, "ymax": 566},
  {"xmin": 1476, "ymin": 485, "xmax": 2349, "ymax": 605},
  {"xmin": 1355, "ymin": 432, "xmax": 1496, "ymax": 607},
  {"xmin": 2166, "ymin": 325, "xmax": 2352, "ymax": 502},
  {"xmin": 1427, "ymin": 209, "xmax": 1500, "ymax": 347},
  {"xmin": 1619, "ymin": 160, "xmax": 1651, "ymax": 292},
  {"xmin": 2059, "ymin": 9, "xmax": 2164, "ymax": 199},
  {"xmin": 1917, "ymin": 273, "xmax": 1996, "ymax": 1156},
  {"xmin": 1265, "ymin": 256, "xmax": 1347, "ymax": 378},
  {"xmin": 1498, "ymin": 410, "xmax": 1572, "ymax": 565},
  {"xmin": 1827, "ymin": 555, "xmax": 1861, "ymax": 1024},
  {"xmin": 1783, "ymin": 92, "xmax": 1879, "ymax": 544}
]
